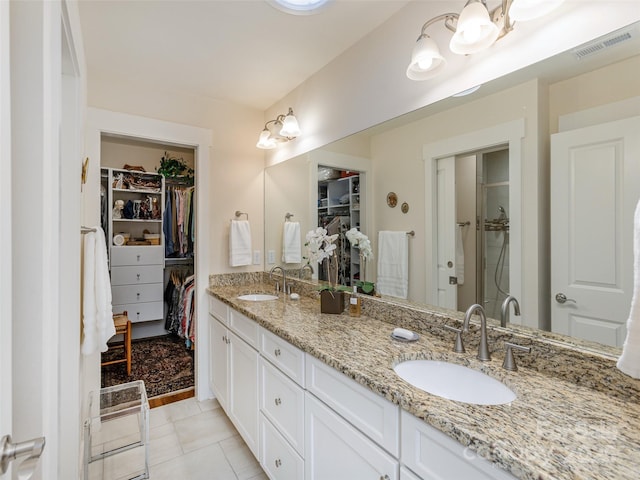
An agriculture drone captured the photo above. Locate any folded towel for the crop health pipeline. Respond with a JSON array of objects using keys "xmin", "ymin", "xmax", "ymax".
[
  {"xmin": 617, "ymin": 198, "xmax": 640, "ymax": 378},
  {"xmin": 376, "ymin": 231, "xmax": 409, "ymax": 299},
  {"xmin": 229, "ymin": 220, "xmax": 252, "ymax": 267},
  {"xmin": 456, "ymin": 224, "xmax": 465, "ymax": 286},
  {"xmin": 282, "ymin": 221, "xmax": 302, "ymax": 264},
  {"xmin": 82, "ymin": 226, "xmax": 115, "ymax": 355}
]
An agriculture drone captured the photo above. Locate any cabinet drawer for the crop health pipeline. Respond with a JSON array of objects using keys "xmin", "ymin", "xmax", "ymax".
[
  {"xmin": 229, "ymin": 309, "xmax": 259, "ymax": 348},
  {"xmin": 111, "ymin": 265, "xmax": 163, "ymax": 286},
  {"xmin": 112, "ymin": 301, "xmax": 163, "ymax": 323},
  {"xmin": 260, "ymin": 328, "xmax": 305, "ymax": 387},
  {"xmin": 306, "ymin": 354, "xmax": 399, "ymax": 457},
  {"xmin": 260, "ymin": 358, "xmax": 305, "ymax": 455},
  {"xmin": 400, "ymin": 410, "xmax": 515, "ymax": 480},
  {"xmin": 112, "ymin": 283, "xmax": 163, "ymax": 305},
  {"xmin": 260, "ymin": 414, "xmax": 304, "ymax": 480},
  {"xmin": 110, "ymin": 246, "xmax": 164, "ymax": 266},
  {"xmin": 208, "ymin": 296, "xmax": 228, "ymax": 324}
]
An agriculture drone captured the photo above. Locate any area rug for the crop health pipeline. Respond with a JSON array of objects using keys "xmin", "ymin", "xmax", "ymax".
[{"xmin": 101, "ymin": 335, "xmax": 194, "ymax": 399}]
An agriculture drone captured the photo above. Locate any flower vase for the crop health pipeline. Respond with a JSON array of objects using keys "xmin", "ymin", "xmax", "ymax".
[{"xmin": 320, "ymin": 290, "xmax": 344, "ymax": 314}]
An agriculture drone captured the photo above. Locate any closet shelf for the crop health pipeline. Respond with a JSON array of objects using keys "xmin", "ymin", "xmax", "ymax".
[
  {"xmin": 113, "ymin": 219, "xmax": 162, "ymax": 223},
  {"xmin": 113, "ymin": 187, "xmax": 161, "ymax": 194}
]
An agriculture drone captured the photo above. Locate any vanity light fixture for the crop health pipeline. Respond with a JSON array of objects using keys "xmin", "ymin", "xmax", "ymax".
[
  {"xmin": 256, "ymin": 107, "xmax": 301, "ymax": 149},
  {"xmin": 406, "ymin": 0, "xmax": 565, "ymax": 80}
]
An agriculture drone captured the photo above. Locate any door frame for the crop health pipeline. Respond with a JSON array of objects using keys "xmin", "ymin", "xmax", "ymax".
[
  {"xmin": 424, "ymin": 119, "xmax": 525, "ymax": 323},
  {"xmin": 85, "ymin": 108, "xmax": 213, "ymax": 401},
  {"xmin": 0, "ymin": 0, "xmax": 13, "ymax": 475}
]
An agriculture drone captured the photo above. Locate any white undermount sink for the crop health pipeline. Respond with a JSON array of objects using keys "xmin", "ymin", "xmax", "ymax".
[
  {"xmin": 237, "ymin": 294, "xmax": 279, "ymax": 302},
  {"xmin": 393, "ymin": 360, "xmax": 516, "ymax": 405}
]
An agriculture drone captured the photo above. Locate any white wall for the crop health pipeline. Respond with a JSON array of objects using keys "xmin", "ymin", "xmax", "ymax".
[
  {"xmin": 86, "ymin": 76, "xmax": 266, "ymax": 276},
  {"xmin": 266, "ymin": 2, "xmax": 640, "ymax": 167}
]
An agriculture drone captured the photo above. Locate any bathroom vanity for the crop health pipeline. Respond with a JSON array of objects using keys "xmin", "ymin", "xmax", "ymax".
[{"xmin": 207, "ymin": 274, "xmax": 640, "ymax": 480}]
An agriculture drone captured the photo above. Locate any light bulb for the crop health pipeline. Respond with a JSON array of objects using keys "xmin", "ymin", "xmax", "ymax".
[
  {"xmin": 280, "ymin": 110, "xmax": 301, "ymax": 138},
  {"xmin": 256, "ymin": 129, "xmax": 276, "ymax": 149},
  {"xmin": 406, "ymin": 35, "xmax": 446, "ymax": 80}
]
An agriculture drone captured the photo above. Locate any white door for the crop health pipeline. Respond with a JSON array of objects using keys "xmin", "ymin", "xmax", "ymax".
[
  {"xmin": 551, "ymin": 116, "xmax": 640, "ymax": 346},
  {"xmin": 0, "ymin": 1, "xmax": 13, "ymax": 476},
  {"xmin": 436, "ymin": 156, "xmax": 457, "ymax": 309}
]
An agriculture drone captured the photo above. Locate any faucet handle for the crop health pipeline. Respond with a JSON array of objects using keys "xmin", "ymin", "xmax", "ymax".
[
  {"xmin": 444, "ymin": 325, "xmax": 465, "ymax": 353},
  {"xmin": 502, "ymin": 342, "xmax": 531, "ymax": 371}
]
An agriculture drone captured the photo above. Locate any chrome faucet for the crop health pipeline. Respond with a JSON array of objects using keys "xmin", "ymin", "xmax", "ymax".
[
  {"xmin": 269, "ymin": 266, "xmax": 287, "ymax": 294},
  {"xmin": 463, "ymin": 304, "xmax": 491, "ymax": 361},
  {"xmin": 500, "ymin": 295, "xmax": 521, "ymax": 327},
  {"xmin": 299, "ymin": 263, "xmax": 314, "ymax": 280}
]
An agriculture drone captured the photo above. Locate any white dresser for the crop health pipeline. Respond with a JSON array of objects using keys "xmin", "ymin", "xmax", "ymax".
[{"xmin": 110, "ymin": 245, "xmax": 164, "ymax": 324}]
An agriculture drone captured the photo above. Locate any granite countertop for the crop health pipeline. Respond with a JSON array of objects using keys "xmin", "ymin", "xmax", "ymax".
[{"xmin": 207, "ymin": 281, "xmax": 640, "ymax": 480}]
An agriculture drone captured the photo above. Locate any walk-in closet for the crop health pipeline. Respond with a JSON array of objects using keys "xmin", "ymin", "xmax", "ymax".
[{"xmin": 99, "ymin": 134, "xmax": 197, "ymax": 401}]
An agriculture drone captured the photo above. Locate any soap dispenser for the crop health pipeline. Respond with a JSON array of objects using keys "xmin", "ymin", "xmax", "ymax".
[{"xmin": 349, "ymin": 285, "xmax": 361, "ymax": 317}]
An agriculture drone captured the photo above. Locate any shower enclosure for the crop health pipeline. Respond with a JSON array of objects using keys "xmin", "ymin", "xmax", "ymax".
[{"xmin": 454, "ymin": 147, "xmax": 510, "ymax": 318}]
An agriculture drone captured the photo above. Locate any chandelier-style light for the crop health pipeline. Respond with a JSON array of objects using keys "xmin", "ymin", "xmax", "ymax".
[
  {"xmin": 256, "ymin": 108, "xmax": 301, "ymax": 149},
  {"xmin": 407, "ymin": 0, "xmax": 565, "ymax": 81}
]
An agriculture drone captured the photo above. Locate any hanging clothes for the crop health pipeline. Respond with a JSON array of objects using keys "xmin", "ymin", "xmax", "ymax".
[
  {"xmin": 164, "ymin": 269, "xmax": 196, "ymax": 347},
  {"xmin": 163, "ymin": 184, "xmax": 195, "ymax": 258}
]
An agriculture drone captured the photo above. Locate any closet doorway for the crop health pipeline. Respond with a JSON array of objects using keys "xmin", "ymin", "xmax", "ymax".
[{"xmin": 99, "ymin": 134, "xmax": 197, "ymax": 404}]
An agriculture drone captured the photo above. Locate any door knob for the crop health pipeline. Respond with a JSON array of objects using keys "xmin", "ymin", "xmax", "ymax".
[
  {"xmin": 555, "ymin": 293, "xmax": 576, "ymax": 304},
  {"xmin": 1, "ymin": 434, "xmax": 45, "ymax": 477}
]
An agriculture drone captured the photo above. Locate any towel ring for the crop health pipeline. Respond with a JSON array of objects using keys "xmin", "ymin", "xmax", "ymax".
[
  {"xmin": 285, "ymin": 213, "xmax": 294, "ymax": 221},
  {"xmin": 235, "ymin": 211, "xmax": 249, "ymax": 220}
]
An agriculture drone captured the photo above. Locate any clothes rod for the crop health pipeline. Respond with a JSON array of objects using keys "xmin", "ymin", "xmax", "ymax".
[
  {"xmin": 81, "ymin": 226, "xmax": 96, "ymax": 233},
  {"xmin": 457, "ymin": 221, "xmax": 471, "ymax": 227}
]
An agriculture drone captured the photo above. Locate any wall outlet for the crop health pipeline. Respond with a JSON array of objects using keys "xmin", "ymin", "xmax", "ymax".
[
  {"xmin": 253, "ymin": 250, "xmax": 261, "ymax": 265},
  {"xmin": 267, "ymin": 250, "xmax": 276, "ymax": 264}
]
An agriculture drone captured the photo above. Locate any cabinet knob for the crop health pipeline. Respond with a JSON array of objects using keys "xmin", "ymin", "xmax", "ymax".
[
  {"xmin": 274, "ymin": 397, "xmax": 281, "ymax": 406},
  {"xmin": 136, "ymin": 292, "xmax": 141, "ymax": 299},
  {"xmin": 137, "ymin": 255, "xmax": 141, "ymax": 261},
  {"xmin": 379, "ymin": 476, "xmax": 390, "ymax": 480},
  {"xmin": 136, "ymin": 273, "xmax": 141, "ymax": 281},
  {"xmin": 274, "ymin": 348, "xmax": 281, "ymax": 357},
  {"xmin": 275, "ymin": 459, "xmax": 282, "ymax": 468},
  {"xmin": 136, "ymin": 312, "xmax": 140, "ymax": 320}
]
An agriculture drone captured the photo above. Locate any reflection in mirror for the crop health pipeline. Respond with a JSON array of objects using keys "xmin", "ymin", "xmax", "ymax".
[{"xmin": 264, "ymin": 22, "xmax": 640, "ymax": 352}]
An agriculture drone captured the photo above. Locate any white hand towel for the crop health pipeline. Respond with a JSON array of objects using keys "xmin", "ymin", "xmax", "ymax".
[
  {"xmin": 282, "ymin": 221, "xmax": 302, "ymax": 264},
  {"xmin": 229, "ymin": 220, "xmax": 252, "ymax": 267},
  {"xmin": 456, "ymin": 224, "xmax": 465, "ymax": 286},
  {"xmin": 617, "ymin": 198, "xmax": 640, "ymax": 378},
  {"xmin": 82, "ymin": 226, "xmax": 115, "ymax": 355},
  {"xmin": 376, "ymin": 231, "xmax": 409, "ymax": 299}
]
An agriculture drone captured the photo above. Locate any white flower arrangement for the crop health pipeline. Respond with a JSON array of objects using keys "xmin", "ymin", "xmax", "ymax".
[
  {"xmin": 345, "ymin": 228, "xmax": 373, "ymax": 260},
  {"xmin": 305, "ymin": 227, "xmax": 341, "ymax": 290}
]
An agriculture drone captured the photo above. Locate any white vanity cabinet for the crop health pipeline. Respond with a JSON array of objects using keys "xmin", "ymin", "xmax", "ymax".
[
  {"xmin": 208, "ymin": 297, "xmax": 259, "ymax": 457},
  {"xmin": 305, "ymin": 392, "xmax": 398, "ymax": 480},
  {"xmin": 401, "ymin": 410, "xmax": 515, "ymax": 480}
]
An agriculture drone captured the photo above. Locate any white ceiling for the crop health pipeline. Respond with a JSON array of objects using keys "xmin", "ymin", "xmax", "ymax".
[{"xmin": 78, "ymin": 0, "xmax": 411, "ymax": 111}]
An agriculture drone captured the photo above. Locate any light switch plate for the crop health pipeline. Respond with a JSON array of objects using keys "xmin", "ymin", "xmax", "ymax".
[
  {"xmin": 267, "ymin": 250, "xmax": 276, "ymax": 264},
  {"xmin": 253, "ymin": 250, "xmax": 261, "ymax": 265}
]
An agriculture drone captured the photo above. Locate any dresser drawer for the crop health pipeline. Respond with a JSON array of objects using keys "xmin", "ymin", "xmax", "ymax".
[
  {"xmin": 112, "ymin": 283, "xmax": 163, "ymax": 305},
  {"xmin": 260, "ymin": 328, "xmax": 305, "ymax": 387},
  {"xmin": 111, "ymin": 265, "xmax": 163, "ymax": 286},
  {"xmin": 306, "ymin": 354, "xmax": 399, "ymax": 457},
  {"xmin": 112, "ymin": 301, "xmax": 163, "ymax": 323},
  {"xmin": 229, "ymin": 308, "xmax": 259, "ymax": 348},
  {"xmin": 260, "ymin": 358, "xmax": 305, "ymax": 455},
  {"xmin": 110, "ymin": 246, "xmax": 164, "ymax": 266},
  {"xmin": 208, "ymin": 296, "xmax": 228, "ymax": 324},
  {"xmin": 260, "ymin": 414, "xmax": 304, "ymax": 480}
]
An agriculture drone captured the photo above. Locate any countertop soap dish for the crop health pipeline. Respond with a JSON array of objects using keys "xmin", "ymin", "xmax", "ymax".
[{"xmin": 391, "ymin": 327, "xmax": 419, "ymax": 342}]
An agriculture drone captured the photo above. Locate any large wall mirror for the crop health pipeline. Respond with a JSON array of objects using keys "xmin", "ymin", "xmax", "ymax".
[{"xmin": 264, "ymin": 22, "xmax": 640, "ymax": 352}]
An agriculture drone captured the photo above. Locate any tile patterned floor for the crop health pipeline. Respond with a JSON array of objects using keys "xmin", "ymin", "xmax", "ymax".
[{"xmin": 88, "ymin": 397, "xmax": 267, "ymax": 480}]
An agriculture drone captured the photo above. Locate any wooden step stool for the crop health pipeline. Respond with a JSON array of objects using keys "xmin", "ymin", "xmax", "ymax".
[{"xmin": 101, "ymin": 311, "xmax": 132, "ymax": 375}]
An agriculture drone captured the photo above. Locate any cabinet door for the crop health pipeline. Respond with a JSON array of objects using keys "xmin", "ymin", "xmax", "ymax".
[
  {"xmin": 260, "ymin": 414, "xmax": 304, "ymax": 480},
  {"xmin": 112, "ymin": 283, "xmax": 163, "ymax": 305},
  {"xmin": 110, "ymin": 265, "xmax": 163, "ymax": 285},
  {"xmin": 305, "ymin": 393, "xmax": 398, "ymax": 480},
  {"xmin": 110, "ymin": 246, "xmax": 164, "ymax": 266},
  {"xmin": 112, "ymin": 300, "xmax": 163, "ymax": 323},
  {"xmin": 210, "ymin": 318, "xmax": 229, "ymax": 410},
  {"xmin": 401, "ymin": 411, "xmax": 515, "ymax": 480},
  {"xmin": 229, "ymin": 330, "xmax": 259, "ymax": 457}
]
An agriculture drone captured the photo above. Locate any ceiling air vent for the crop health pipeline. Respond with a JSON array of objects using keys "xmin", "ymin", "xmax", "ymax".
[{"xmin": 573, "ymin": 30, "xmax": 633, "ymax": 60}]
